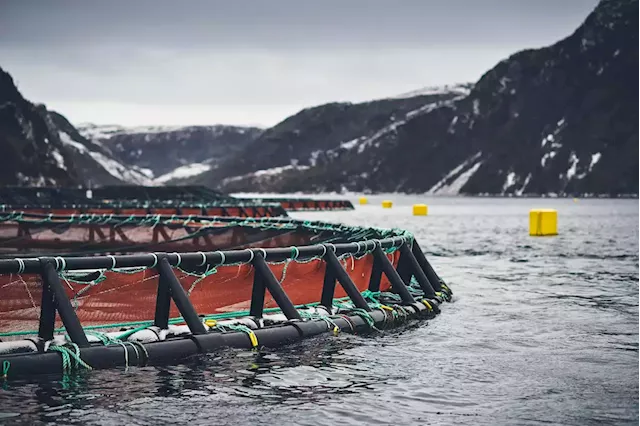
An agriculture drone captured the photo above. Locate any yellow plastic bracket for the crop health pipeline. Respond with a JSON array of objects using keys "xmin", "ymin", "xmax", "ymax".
[{"xmin": 248, "ymin": 330, "xmax": 259, "ymax": 348}]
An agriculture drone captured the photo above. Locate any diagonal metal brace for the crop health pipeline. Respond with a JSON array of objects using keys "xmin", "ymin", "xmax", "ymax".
[
  {"xmin": 399, "ymin": 243, "xmax": 436, "ymax": 298},
  {"xmin": 251, "ymin": 252, "xmax": 302, "ymax": 320},
  {"xmin": 373, "ymin": 246, "xmax": 415, "ymax": 305},
  {"xmin": 39, "ymin": 259, "xmax": 90, "ymax": 347},
  {"xmin": 323, "ymin": 249, "xmax": 371, "ymax": 311},
  {"xmin": 156, "ymin": 256, "xmax": 207, "ymax": 335}
]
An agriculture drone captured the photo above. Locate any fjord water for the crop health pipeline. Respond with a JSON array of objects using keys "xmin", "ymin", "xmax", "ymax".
[{"xmin": 0, "ymin": 197, "xmax": 637, "ymax": 425}]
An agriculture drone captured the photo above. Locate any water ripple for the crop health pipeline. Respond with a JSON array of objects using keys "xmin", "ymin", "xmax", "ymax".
[{"xmin": 0, "ymin": 197, "xmax": 637, "ymax": 425}]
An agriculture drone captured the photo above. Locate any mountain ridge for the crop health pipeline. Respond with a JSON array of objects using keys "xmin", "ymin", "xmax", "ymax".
[{"xmin": 206, "ymin": 0, "xmax": 637, "ymax": 197}]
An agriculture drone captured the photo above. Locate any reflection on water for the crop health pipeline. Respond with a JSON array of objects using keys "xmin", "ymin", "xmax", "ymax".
[{"xmin": 0, "ymin": 197, "xmax": 637, "ymax": 425}]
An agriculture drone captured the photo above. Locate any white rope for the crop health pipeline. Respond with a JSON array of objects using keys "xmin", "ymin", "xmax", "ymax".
[{"xmin": 258, "ymin": 248, "xmax": 267, "ymax": 260}]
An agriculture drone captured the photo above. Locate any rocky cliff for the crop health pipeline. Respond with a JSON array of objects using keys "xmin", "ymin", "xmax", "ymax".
[
  {"xmin": 192, "ymin": 84, "xmax": 472, "ymax": 188},
  {"xmin": 0, "ymin": 66, "xmax": 151, "ymax": 187},
  {"xmin": 78, "ymin": 124, "xmax": 262, "ymax": 182},
  {"xmin": 208, "ymin": 0, "xmax": 638, "ymax": 196}
]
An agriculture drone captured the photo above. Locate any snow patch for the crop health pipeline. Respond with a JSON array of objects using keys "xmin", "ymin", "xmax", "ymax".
[
  {"xmin": 391, "ymin": 83, "xmax": 472, "ymax": 99},
  {"xmin": 59, "ymin": 131, "xmax": 153, "ymax": 185},
  {"xmin": 589, "ymin": 152, "xmax": 601, "ymax": 171},
  {"xmin": 154, "ymin": 163, "xmax": 211, "ymax": 183},
  {"xmin": 309, "ymin": 150, "xmax": 322, "ymax": 167},
  {"xmin": 515, "ymin": 173, "xmax": 532, "ymax": 196},
  {"xmin": 566, "ymin": 152, "xmax": 579, "ymax": 180},
  {"xmin": 433, "ymin": 161, "xmax": 483, "ymax": 195},
  {"xmin": 254, "ymin": 165, "xmax": 310, "ymax": 177},
  {"xmin": 447, "ymin": 116, "xmax": 459, "ymax": 134},
  {"xmin": 541, "ymin": 133, "xmax": 554, "ymax": 147},
  {"xmin": 541, "ymin": 151, "xmax": 557, "ymax": 167},
  {"xmin": 427, "ymin": 152, "xmax": 483, "ymax": 194},
  {"xmin": 340, "ymin": 138, "xmax": 360, "ymax": 150},
  {"xmin": 51, "ymin": 149, "xmax": 66, "ymax": 170},
  {"xmin": 472, "ymin": 99, "xmax": 480, "ymax": 116},
  {"xmin": 502, "ymin": 171, "xmax": 517, "ymax": 193},
  {"xmin": 224, "ymin": 165, "xmax": 310, "ymax": 184},
  {"xmin": 406, "ymin": 102, "xmax": 441, "ymax": 119}
]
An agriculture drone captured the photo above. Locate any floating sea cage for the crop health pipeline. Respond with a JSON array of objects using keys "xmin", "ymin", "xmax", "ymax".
[
  {"xmin": 0, "ymin": 186, "xmax": 287, "ymax": 218},
  {"xmin": 0, "ymin": 193, "xmax": 449, "ymax": 379},
  {"xmin": 0, "ymin": 185, "xmax": 354, "ymax": 215},
  {"xmin": 87, "ymin": 186, "xmax": 355, "ymax": 212}
]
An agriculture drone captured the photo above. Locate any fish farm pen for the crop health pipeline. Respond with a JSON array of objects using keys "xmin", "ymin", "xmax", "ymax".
[
  {"xmin": 0, "ymin": 186, "xmax": 354, "ymax": 215},
  {"xmin": 0, "ymin": 187, "xmax": 451, "ymax": 379}
]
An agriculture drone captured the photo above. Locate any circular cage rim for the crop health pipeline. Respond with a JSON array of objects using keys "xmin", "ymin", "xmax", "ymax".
[{"xmin": 0, "ymin": 212, "xmax": 413, "ymax": 274}]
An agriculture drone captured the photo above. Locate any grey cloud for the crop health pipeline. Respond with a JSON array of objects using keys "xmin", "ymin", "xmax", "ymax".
[
  {"xmin": 1, "ymin": 0, "xmax": 599, "ymax": 49},
  {"xmin": 0, "ymin": 0, "xmax": 600, "ymax": 126}
]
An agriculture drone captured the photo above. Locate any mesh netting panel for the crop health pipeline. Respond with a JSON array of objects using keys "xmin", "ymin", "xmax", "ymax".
[
  {"xmin": 0, "ymin": 253, "xmax": 398, "ymax": 335},
  {"xmin": 0, "ymin": 221, "xmax": 327, "ymax": 255}
]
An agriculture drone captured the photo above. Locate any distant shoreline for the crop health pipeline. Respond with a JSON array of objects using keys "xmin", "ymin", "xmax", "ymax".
[{"xmin": 231, "ymin": 192, "xmax": 639, "ymax": 200}]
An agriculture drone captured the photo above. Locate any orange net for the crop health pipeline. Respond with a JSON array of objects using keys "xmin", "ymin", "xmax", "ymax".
[
  {"xmin": 0, "ymin": 253, "xmax": 397, "ymax": 334},
  {"xmin": 0, "ymin": 219, "xmax": 332, "ymax": 255}
]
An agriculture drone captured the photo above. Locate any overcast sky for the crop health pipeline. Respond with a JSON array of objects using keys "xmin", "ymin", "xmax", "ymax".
[{"xmin": 1, "ymin": 0, "xmax": 599, "ymax": 127}]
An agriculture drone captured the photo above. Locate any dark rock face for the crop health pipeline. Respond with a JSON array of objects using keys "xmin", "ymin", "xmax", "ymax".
[
  {"xmin": 192, "ymin": 86, "xmax": 471, "ymax": 187},
  {"xmin": 0, "ymin": 67, "xmax": 152, "ymax": 187},
  {"xmin": 0, "ymin": 67, "xmax": 80, "ymax": 186},
  {"xmin": 79, "ymin": 124, "xmax": 262, "ymax": 179},
  {"xmin": 215, "ymin": 0, "xmax": 638, "ymax": 196}
]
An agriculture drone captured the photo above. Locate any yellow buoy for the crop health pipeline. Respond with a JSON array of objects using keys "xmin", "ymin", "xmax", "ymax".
[
  {"xmin": 529, "ymin": 209, "xmax": 558, "ymax": 236},
  {"xmin": 359, "ymin": 197, "xmax": 368, "ymax": 205},
  {"xmin": 413, "ymin": 204, "xmax": 428, "ymax": 216},
  {"xmin": 382, "ymin": 200, "xmax": 393, "ymax": 208}
]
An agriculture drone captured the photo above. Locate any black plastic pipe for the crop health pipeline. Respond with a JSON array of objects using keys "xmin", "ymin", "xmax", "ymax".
[
  {"xmin": 156, "ymin": 257, "xmax": 207, "ymax": 335},
  {"xmin": 153, "ymin": 261, "xmax": 172, "ymax": 329},
  {"xmin": 323, "ymin": 249, "xmax": 371, "ymax": 311},
  {"xmin": 368, "ymin": 252, "xmax": 383, "ymax": 292},
  {"xmin": 249, "ymin": 266, "xmax": 266, "ymax": 318},
  {"xmin": 37, "ymin": 268, "xmax": 56, "ymax": 342},
  {"xmin": 0, "ymin": 237, "xmax": 408, "ymax": 274},
  {"xmin": 399, "ymin": 244, "xmax": 436, "ymax": 298},
  {"xmin": 1, "ymin": 303, "xmax": 431, "ymax": 378},
  {"xmin": 373, "ymin": 246, "xmax": 415, "ymax": 305},
  {"xmin": 320, "ymin": 261, "xmax": 337, "ymax": 310},
  {"xmin": 411, "ymin": 242, "xmax": 443, "ymax": 292},
  {"xmin": 251, "ymin": 253, "xmax": 302, "ymax": 321},
  {"xmin": 40, "ymin": 259, "xmax": 90, "ymax": 347}
]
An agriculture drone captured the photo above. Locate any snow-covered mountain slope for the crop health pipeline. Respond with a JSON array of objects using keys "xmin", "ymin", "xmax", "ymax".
[
  {"xmin": 0, "ymin": 66, "xmax": 150, "ymax": 187},
  {"xmin": 78, "ymin": 124, "xmax": 262, "ymax": 179},
  {"xmin": 191, "ymin": 87, "xmax": 469, "ymax": 188},
  {"xmin": 214, "ymin": 0, "xmax": 638, "ymax": 197},
  {"xmin": 153, "ymin": 162, "xmax": 212, "ymax": 184},
  {"xmin": 391, "ymin": 83, "xmax": 473, "ymax": 100},
  {"xmin": 50, "ymin": 113, "xmax": 153, "ymax": 186}
]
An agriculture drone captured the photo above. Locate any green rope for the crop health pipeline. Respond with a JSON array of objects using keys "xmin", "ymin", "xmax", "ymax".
[
  {"xmin": 48, "ymin": 345, "xmax": 92, "ymax": 372},
  {"xmin": 2, "ymin": 360, "xmax": 9, "ymax": 379}
]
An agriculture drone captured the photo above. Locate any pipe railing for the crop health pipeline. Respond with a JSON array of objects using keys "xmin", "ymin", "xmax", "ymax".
[{"xmin": 0, "ymin": 237, "xmax": 409, "ymax": 274}]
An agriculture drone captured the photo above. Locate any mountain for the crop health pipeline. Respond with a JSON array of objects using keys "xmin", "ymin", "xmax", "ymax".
[
  {"xmin": 0, "ymin": 66, "xmax": 152, "ymax": 187},
  {"xmin": 191, "ymin": 83, "xmax": 472, "ymax": 188},
  {"xmin": 78, "ymin": 124, "xmax": 262, "ymax": 181},
  {"xmin": 204, "ymin": 0, "xmax": 638, "ymax": 196},
  {"xmin": 0, "ymin": 67, "xmax": 79, "ymax": 186}
]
